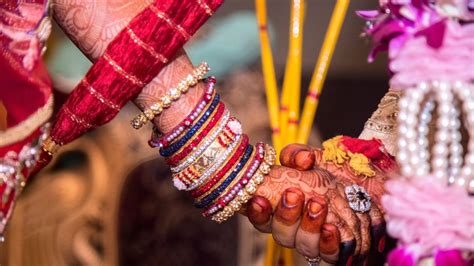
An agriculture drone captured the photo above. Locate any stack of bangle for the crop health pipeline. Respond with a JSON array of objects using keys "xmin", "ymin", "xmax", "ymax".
[
  {"xmin": 151, "ymin": 64, "xmax": 275, "ymax": 223},
  {"xmin": 149, "ymin": 77, "xmax": 216, "ymax": 148},
  {"xmin": 130, "ymin": 62, "xmax": 210, "ymax": 129}
]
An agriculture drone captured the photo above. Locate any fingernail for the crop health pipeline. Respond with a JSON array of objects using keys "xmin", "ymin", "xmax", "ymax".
[
  {"xmin": 251, "ymin": 201, "xmax": 263, "ymax": 213},
  {"xmin": 321, "ymin": 228, "xmax": 333, "ymax": 241},
  {"xmin": 378, "ymin": 235, "xmax": 386, "ymax": 253},
  {"xmin": 337, "ymin": 241, "xmax": 356, "ymax": 266},
  {"xmin": 283, "ymin": 190, "xmax": 300, "ymax": 208},
  {"xmin": 346, "ymin": 255, "xmax": 353, "ymax": 266},
  {"xmin": 308, "ymin": 201, "xmax": 323, "ymax": 217}
]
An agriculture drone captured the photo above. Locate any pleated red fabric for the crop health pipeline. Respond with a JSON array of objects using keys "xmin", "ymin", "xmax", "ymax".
[{"xmin": 50, "ymin": 0, "xmax": 223, "ymax": 145}]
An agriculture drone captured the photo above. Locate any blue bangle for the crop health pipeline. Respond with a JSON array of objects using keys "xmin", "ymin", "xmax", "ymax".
[
  {"xmin": 194, "ymin": 144, "xmax": 253, "ymax": 209},
  {"xmin": 160, "ymin": 94, "xmax": 220, "ymax": 157}
]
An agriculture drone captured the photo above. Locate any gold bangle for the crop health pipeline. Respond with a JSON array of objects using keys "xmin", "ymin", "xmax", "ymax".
[
  {"xmin": 130, "ymin": 62, "xmax": 210, "ymax": 129},
  {"xmin": 195, "ymin": 144, "xmax": 257, "ymax": 202},
  {"xmin": 211, "ymin": 144, "xmax": 276, "ymax": 223}
]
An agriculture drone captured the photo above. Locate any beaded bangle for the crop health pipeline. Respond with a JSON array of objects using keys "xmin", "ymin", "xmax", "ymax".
[
  {"xmin": 171, "ymin": 116, "xmax": 240, "ymax": 173},
  {"xmin": 149, "ymin": 78, "xmax": 216, "ymax": 148},
  {"xmin": 194, "ymin": 144, "xmax": 253, "ymax": 208},
  {"xmin": 160, "ymin": 94, "xmax": 220, "ymax": 157},
  {"xmin": 165, "ymin": 104, "xmax": 226, "ymax": 164},
  {"xmin": 130, "ymin": 62, "xmax": 210, "ymax": 129},
  {"xmin": 211, "ymin": 144, "xmax": 276, "ymax": 223},
  {"xmin": 202, "ymin": 143, "xmax": 265, "ymax": 217}
]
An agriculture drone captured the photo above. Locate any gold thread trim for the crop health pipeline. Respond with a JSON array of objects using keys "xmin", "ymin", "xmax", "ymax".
[
  {"xmin": 148, "ymin": 5, "xmax": 191, "ymax": 40},
  {"xmin": 0, "ymin": 96, "xmax": 53, "ymax": 146},
  {"xmin": 63, "ymin": 106, "xmax": 93, "ymax": 128},
  {"xmin": 126, "ymin": 27, "xmax": 169, "ymax": 64},
  {"xmin": 42, "ymin": 137, "xmax": 61, "ymax": 155},
  {"xmin": 103, "ymin": 54, "xmax": 145, "ymax": 86},
  {"xmin": 83, "ymin": 80, "xmax": 121, "ymax": 111},
  {"xmin": 196, "ymin": 0, "xmax": 214, "ymax": 15}
]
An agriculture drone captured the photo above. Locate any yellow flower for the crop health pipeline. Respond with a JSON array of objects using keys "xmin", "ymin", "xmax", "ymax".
[
  {"xmin": 322, "ymin": 136, "xmax": 348, "ymax": 166},
  {"xmin": 347, "ymin": 152, "xmax": 375, "ymax": 177}
]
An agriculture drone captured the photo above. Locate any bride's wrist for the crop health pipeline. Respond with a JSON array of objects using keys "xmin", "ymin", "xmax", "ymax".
[{"xmin": 133, "ymin": 50, "xmax": 206, "ymax": 134}]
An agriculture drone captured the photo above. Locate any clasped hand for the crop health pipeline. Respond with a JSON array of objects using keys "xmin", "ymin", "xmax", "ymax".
[{"xmin": 245, "ymin": 144, "xmax": 392, "ymax": 265}]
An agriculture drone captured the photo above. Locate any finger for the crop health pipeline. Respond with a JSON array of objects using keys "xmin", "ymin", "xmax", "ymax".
[
  {"xmin": 368, "ymin": 204, "xmax": 386, "ymax": 253},
  {"xmin": 271, "ymin": 188, "xmax": 305, "ymax": 248},
  {"xmin": 326, "ymin": 211, "xmax": 356, "ymax": 266},
  {"xmin": 280, "ymin": 144, "xmax": 315, "ymax": 171},
  {"xmin": 295, "ymin": 196, "xmax": 327, "ymax": 258},
  {"xmin": 246, "ymin": 196, "xmax": 273, "ymax": 233},
  {"xmin": 320, "ymin": 223, "xmax": 341, "ymax": 264},
  {"xmin": 354, "ymin": 212, "xmax": 371, "ymax": 266},
  {"xmin": 330, "ymin": 189, "xmax": 362, "ymax": 257}
]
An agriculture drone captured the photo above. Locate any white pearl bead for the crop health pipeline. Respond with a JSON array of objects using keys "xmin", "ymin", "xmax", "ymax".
[{"xmin": 457, "ymin": 178, "xmax": 466, "ymax": 187}]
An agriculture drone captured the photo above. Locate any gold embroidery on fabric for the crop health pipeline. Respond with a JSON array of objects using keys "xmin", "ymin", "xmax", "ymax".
[
  {"xmin": 126, "ymin": 27, "xmax": 168, "ymax": 64},
  {"xmin": 84, "ymin": 80, "xmax": 121, "ymax": 111},
  {"xmin": 103, "ymin": 54, "xmax": 145, "ymax": 86},
  {"xmin": 148, "ymin": 5, "xmax": 191, "ymax": 40}
]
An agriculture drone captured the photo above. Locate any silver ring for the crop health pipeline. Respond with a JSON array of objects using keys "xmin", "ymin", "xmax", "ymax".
[
  {"xmin": 345, "ymin": 184, "xmax": 371, "ymax": 213},
  {"xmin": 305, "ymin": 256, "xmax": 321, "ymax": 266}
]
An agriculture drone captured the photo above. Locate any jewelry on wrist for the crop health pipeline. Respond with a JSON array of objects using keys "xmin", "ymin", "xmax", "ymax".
[
  {"xmin": 184, "ymin": 134, "xmax": 247, "ymax": 191},
  {"xmin": 202, "ymin": 143, "xmax": 265, "ymax": 217},
  {"xmin": 194, "ymin": 144, "xmax": 254, "ymax": 208},
  {"xmin": 149, "ymin": 78, "xmax": 216, "ymax": 148},
  {"xmin": 165, "ymin": 102, "xmax": 226, "ymax": 162},
  {"xmin": 211, "ymin": 144, "xmax": 275, "ymax": 223},
  {"xmin": 171, "ymin": 117, "xmax": 240, "ymax": 173},
  {"xmin": 130, "ymin": 62, "xmax": 210, "ymax": 129},
  {"xmin": 159, "ymin": 94, "xmax": 220, "ymax": 157}
]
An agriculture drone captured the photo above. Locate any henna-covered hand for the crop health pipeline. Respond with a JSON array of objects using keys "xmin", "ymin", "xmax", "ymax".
[{"xmin": 246, "ymin": 144, "xmax": 386, "ymax": 265}]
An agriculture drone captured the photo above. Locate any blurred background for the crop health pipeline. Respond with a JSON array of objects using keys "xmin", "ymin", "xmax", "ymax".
[{"xmin": 1, "ymin": 1, "xmax": 390, "ymax": 265}]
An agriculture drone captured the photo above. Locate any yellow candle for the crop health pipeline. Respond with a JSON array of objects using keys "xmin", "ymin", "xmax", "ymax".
[
  {"xmin": 284, "ymin": 0, "xmax": 305, "ymax": 144},
  {"xmin": 281, "ymin": 0, "xmax": 304, "ymax": 145},
  {"xmin": 297, "ymin": 0, "xmax": 350, "ymax": 144},
  {"xmin": 256, "ymin": 0, "xmax": 282, "ymax": 153}
]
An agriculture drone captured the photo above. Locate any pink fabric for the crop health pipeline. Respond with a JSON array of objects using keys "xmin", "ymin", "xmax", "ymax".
[
  {"xmin": 382, "ymin": 176, "xmax": 474, "ymax": 260},
  {"xmin": 389, "ymin": 21, "xmax": 474, "ymax": 89}
]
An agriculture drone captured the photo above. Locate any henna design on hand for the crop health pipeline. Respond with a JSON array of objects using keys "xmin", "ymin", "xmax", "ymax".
[{"xmin": 52, "ymin": 0, "xmax": 151, "ymax": 60}]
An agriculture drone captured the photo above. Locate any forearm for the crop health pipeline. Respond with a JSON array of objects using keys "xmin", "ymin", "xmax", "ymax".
[
  {"xmin": 133, "ymin": 50, "xmax": 206, "ymax": 133},
  {"xmin": 53, "ymin": 0, "xmax": 206, "ymax": 134}
]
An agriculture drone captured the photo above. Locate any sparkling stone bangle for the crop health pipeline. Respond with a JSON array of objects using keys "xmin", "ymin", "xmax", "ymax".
[
  {"xmin": 194, "ymin": 144, "xmax": 253, "ymax": 209},
  {"xmin": 211, "ymin": 144, "xmax": 276, "ymax": 223},
  {"xmin": 171, "ymin": 116, "xmax": 239, "ymax": 173},
  {"xmin": 130, "ymin": 62, "xmax": 210, "ymax": 129},
  {"xmin": 180, "ymin": 134, "xmax": 245, "ymax": 191}
]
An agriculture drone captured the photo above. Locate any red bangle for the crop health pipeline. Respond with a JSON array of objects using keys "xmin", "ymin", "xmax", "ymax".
[
  {"xmin": 166, "ymin": 102, "xmax": 225, "ymax": 166},
  {"xmin": 202, "ymin": 143, "xmax": 265, "ymax": 216},
  {"xmin": 190, "ymin": 135, "xmax": 250, "ymax": 198}
]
